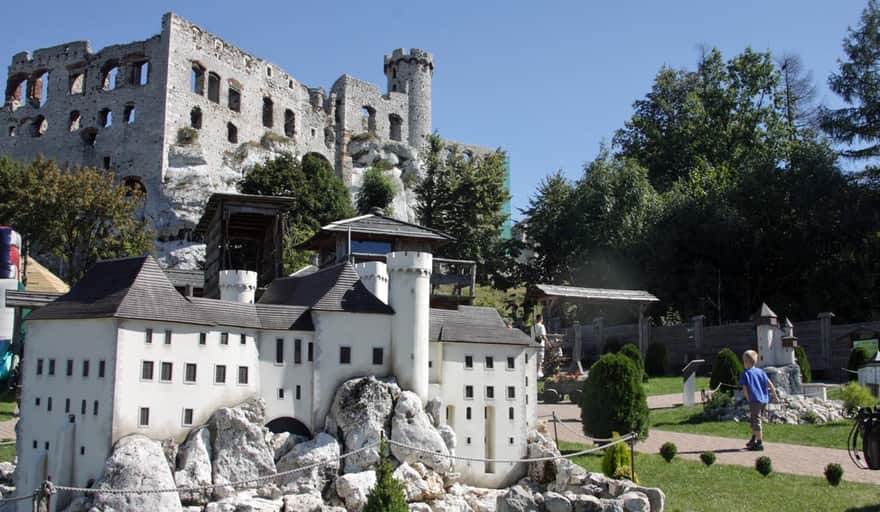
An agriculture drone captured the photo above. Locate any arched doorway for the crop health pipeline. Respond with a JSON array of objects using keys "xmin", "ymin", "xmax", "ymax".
[{"xmin": 265, "ymin": 416, "xmax": 311, "ymax": 438}]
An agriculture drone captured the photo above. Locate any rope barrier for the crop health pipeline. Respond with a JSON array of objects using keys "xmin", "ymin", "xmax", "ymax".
[
  {"xmin": 0, "ymin": 492, "xmax": 36, "ymax": 503},
  {"xmin": 548, "ymin": 413, "xmax": 620, "ymax": 444}
]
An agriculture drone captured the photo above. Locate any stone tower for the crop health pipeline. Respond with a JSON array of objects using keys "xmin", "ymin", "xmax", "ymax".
[{"xmin": 384, "ymin": 48, "xmax": 433, "ymax": 148}]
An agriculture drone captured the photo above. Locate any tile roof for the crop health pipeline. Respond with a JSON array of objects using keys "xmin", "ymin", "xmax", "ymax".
[
  {"xmin": 320, "ymin": 214, "xmax": 454, "ymax": 242},
  {"xmin": 163, "ymin": 268, "xmax": 204, "ymax": 290},
  {"xmin": 430, "ymin": 306, "xmax": 534, "ymax": 346},
  {"xmin": 27, "ymin": 256, "xmax": 213, "ymax": 325},
  {"xmin": 24, "ymin": 256, "xmax": 69, "ymax": 293},
  {"xmin": 529, "ymin": 284, "xmax": 659, "ymax": 304},
  {"xmin": 259, "ymin": 262, "xmax": 393, "ymax": 315}
]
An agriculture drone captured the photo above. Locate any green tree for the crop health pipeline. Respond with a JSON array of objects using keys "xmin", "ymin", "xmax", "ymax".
[
  {"xmin": 415, "ymin": 133, "xmax": 510, "ymax": 284},
  {"xmin": 356, "ymin": 167, "xmax": 397, "ymax": 215},
  {"xmin": 581, "ymin": 353, "xmax": 649, "ymax": 439},
  {"xmin": 363, "ymin": 439, "xmax": 408, "ymax": 512},
  {"xmin": 619, "ymin": 343, "xmax": 645, "ymax": 380},
  {"xmin": 518, "ymin": 171, "xmax": 577, "ymax": 284},
  {"xmin": 239, "ymin": 153, "xmax": 353, "ymax": 272},
  {"xmin": 709, "ymin": 348, "xmax": 744, "ymax": 392},
  {"xmin": 848, "ymin": 346, "xmax": 874, "ymax": 381},
  {"xmin": 0, "ymin": 157, "xmax": 153, "ymax": 283},
  {"xmin": 794, "ymin": 345, "xmax": 812, "ymax": 384},
  {"xmin": 820, "ymin": 0, "xmax": 880, "ymax": 160}
]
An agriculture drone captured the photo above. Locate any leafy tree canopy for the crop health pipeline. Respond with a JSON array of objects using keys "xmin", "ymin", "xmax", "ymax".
[{"xmin": 356, "ymin": 167, "xmax": 397, "ymax": 215}]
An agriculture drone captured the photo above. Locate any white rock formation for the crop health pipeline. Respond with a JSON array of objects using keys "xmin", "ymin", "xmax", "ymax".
[
  {"xmin": 210, "ymin": 399, "xmax": 276, "ymax": 499},
  {"xmin": 392, "ymin": 462, "xmax": 445, "ymax": 502},
  {"xmin": 335, "ymin": 470, "xmax": 376, "ymax": 512},
  {"xmin": 90, "ymin": 434, "xmax": 183, "ymax": 512},
  {"xmin": 390, "ymin": 391, "xmax": 451, "ymax": 472},
  {"xmin": 276, "ymin": 432, "xmax": 340, "ymax": 495},
  {"xmin": 174, "ymin": 426, "xmax": 213, "ymax": 505}
]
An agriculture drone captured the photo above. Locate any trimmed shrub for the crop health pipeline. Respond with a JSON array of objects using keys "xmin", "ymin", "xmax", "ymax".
[
  {"xmin": 703, "ymin": 391, "xmax": 733, "ymax": 415},
  {"xmin": 700, "ymin": 451, "xmax": 716, "ymax": 466},
  {"xmin": 838, "ymin": 382, "xmax": 879, "ymax": 415},
  {"xmin": 364, "ymin": 439, "xmax": 408, "ymax": 512},
  {"xmin": 619, "ymin": 344, "xmax": 645, "ymax": 379},
  {"xmin": 795, "ymin": 345, "xmax": 812, "ymax": 383},
  {"xmin": 800, "ymin": 410, "xmax": 820, "ymax": 424},
  {"xmin": 612, "ymin": 464, "xmax": 640, "ymax": 484},
  {"xmin": 603, "ymin": 337, "xmax": 623, "ymax": 354},
  {"xmin": 659, "ymin": 442, "xmax": 677, "ymax": 462},
  {"xmin": 601, "ymin": 432, "xmax": 632, "ymax": 478},
  {"xmin": 756, "ymin": 456, "xmax": 773, "ymax": 477},
  {"xmin": 847, "ymin": 346, "xmax": 874, "ymax": 381},
  {"xmin": 824, "ymin": 463, "xmax": 844, "ymax": 486},
  {"xmin": 709, "ymin": 348, "xmax": 744, "ymax": 393},
  {"xmin": 581, "ymin": 353, "xmax": 650, "ymax": 439},
  {"xmin": 645, "ymin": 342, "xmax": 669, "ymax": 377}
]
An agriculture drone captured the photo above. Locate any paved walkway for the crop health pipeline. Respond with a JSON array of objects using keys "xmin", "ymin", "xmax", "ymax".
[
  {"xmin": 0, "ymin": 419, "xmax": 14, "ymax": 441},
  {"xmin": 538, "ymin": 402, "xmax": 880, "ymax": 485}
]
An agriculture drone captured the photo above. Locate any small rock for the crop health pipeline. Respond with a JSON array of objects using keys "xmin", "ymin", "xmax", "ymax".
[
  {"xmin": 497, "ymin": 485, "xmax": 542, "ymax": 512},
  {"xmin": 390, "ymin": 391, "xmax": 451, "ymax": 471},
  {"xmin": 282, "ymin": 492, "xmax": 324, "ymax": 512},
  {"xmin": 544, "ymin": 491, "xmax": 573, "ymax": 512},
  {"xmin": 335, "ymin": 470, "xmax": 376, "ymax": 512}
]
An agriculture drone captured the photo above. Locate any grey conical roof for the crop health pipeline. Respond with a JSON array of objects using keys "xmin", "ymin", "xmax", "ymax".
[{"xmin": 758, "ymin": 303, "xmax": 777, "ymax": 318}]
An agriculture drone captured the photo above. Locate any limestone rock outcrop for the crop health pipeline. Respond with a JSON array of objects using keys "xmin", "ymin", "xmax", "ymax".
[
  {"xmin": 90, "ymin": 434, "xmax": 183, "ymax": 512},
  {"xmin": 335, "ymin": 470, "xmax": 376, "ymax": 512},
  {"xmin": 276, "ymin": 432, "xmax": 340, "ymax": 495},
  {"xmin": 174, "ymin": 426, "xmax": 213, "ymax": 505},
  {"xmin": 390, "ymin": 391, "xmax": 451, "ymax": 472},
  {"xmin": 209, "ymin": 399, "xmax": 276, "ymax": 498}
]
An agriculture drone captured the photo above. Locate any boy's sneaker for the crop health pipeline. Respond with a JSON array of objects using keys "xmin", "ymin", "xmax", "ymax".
[
  {"xmin": 746, "ymin": 437, "xmax": 756, "ymax": 449},
  {"xmin": 748, "ymin": 442, "xmax": 764, "ymax": 451}
]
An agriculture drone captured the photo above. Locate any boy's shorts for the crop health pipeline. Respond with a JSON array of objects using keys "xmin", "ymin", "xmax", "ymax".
[{"xmin": 749, "ymin": 402, "xmax": 766, "ymax": 433}]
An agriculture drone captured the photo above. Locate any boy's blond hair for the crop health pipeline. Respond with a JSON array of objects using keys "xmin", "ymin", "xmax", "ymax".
[{"xmin": 743, "ymin": 350, "xmax": 758, "ymax": 367}]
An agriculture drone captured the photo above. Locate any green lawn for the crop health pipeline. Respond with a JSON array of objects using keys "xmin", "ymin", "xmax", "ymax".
[
  {"xmin": 0, "ymin": 444, "xmax": 13, "ymax": 463},
  {"xmin": 0, "ymin": 391, "xmax": 17, "ymax": 422},
  {"xmin": 649, "ymin": 405, "xmax": 854, "ymax": 450},
  {"xmin": 643, "ymin": 376, "xmax": 711, "ymax": 397},
  {"xmin": 562, "ymin": 441, "xmax": 880, "ymax": 512}
]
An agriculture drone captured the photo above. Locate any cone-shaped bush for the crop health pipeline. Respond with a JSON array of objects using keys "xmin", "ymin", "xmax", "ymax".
[
  {"xmin": 619, "ymin": 344, "xmax": 645, "ymax": 379},
  {"xmin": 710, "ymin": 348, "xmax": 744, "ymax": 392},
  {"xmin": 601, "ymin": 432, "xmax": 632, "ymax": 478},
  {"xmin": 363, "ymin": 439, "xmax": 408, "ymax": 512},
  {"xmin": 847, "ymin": 346, "xmax": 873, "ymax": 381},
  {"xmin": 795, "ymin": 346, "xmax": 812, "ymax": 383},
  {"xmin": 659, "ymin": 442, "xmax": 677, "ymax": 462},
  {"xmin": 581, "ymin": 353, "xmax": 649, "ymax": 439},
  {"xmin": 645, "ymin": 342, "xmax": 668, "ymax": 377},
  {"xmin": 824, "ymin": 463, "xmax": 844, "ymax": 486}
]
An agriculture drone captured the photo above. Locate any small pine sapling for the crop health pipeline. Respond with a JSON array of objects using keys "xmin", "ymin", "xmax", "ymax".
[
  {"xmin": 756, "ymin": 456, "xmax": 773, "ymax": 477},
  {"xmin": 700, "ymin": 451, "xmax": 716, "ymax": 466},
  {"xmin": 824, "ymin": 463, "xmax": 844, "ymax": 486}
]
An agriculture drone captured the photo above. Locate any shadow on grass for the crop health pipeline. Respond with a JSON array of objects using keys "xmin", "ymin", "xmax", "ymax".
[
  {"xmin": 845, "ymin": 506, "xmax": 880, "ymax": 512},
  {"xmin": 678, "ymin": 448, "xmax": 744, "ymax": 455}
]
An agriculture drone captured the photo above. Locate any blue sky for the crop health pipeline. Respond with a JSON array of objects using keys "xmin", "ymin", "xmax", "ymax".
[{"xmin": 0, "ymin": 1, "xmax": 868, "ymax": 219}]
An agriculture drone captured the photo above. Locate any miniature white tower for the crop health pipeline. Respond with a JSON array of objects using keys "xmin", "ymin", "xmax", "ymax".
[
  {"xmin": 387, "ymin": 251, "xmax": 432, "ymax": 401},
  {"xmin": 354, "ymin": 261, "xmax": 389, "ymax": 304},
  {"xmin": 755, "ymin": 303, "xmax": 796, "ymax": 367},
  {"xmin": 218, "ymin": 270, "xmax": 257, "ymax": 304}
]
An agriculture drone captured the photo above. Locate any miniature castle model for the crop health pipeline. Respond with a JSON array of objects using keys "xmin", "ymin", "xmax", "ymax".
[
  {"xmin": 0, "ymin": 13, "xmax": 486, "ymax": 240},
  {"xmin": 755, "ymin": 303, "xmax": 797, "ymax": 368},
  {"xmin": 14, "ymin": 211, "xmax": 538, "ymax": 509}
]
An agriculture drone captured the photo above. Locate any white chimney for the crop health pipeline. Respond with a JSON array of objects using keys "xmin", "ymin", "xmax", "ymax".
[
  {"xmin": 354, "ymin": 261, "xmax": 389, "ymax": 304},
  {"xmin": 219, "ymin": 270, "xmax": 257, "ymax": 304}
]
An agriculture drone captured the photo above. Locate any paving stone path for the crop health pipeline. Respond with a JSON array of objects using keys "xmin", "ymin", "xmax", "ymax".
[{"xmin": 538, "ymin": 401, "xmax": 880, "ymax": 485}]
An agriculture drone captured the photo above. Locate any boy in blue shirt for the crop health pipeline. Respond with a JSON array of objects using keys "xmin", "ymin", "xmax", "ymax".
[{"xmin": 740, "ymin": 350, "xmax": 778, "ymax": 451}]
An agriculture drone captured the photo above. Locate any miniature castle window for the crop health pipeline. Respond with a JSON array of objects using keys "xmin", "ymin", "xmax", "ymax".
[
  {"xmin": 361, "ymin": 106, "xmax": 376, "ymax": 133},
  {"xmin": 82, "ymin": 360, "xmax": 90, "ymax": 378},
  {"xmin": 164, "ymin": 330, "xmax": 172, "ymax": 345},
  {"xmin": 182, "ymin": 408, "xmax": 194, "ymax": 426},
  {"xmin": 138, "ymin": 407, "xmax": 150, "ymax": 427},
  {"xmin": 93, "ymin": 401, "xmax": 99, "ymax": 416},
  {"xmin": 191, "ymin": 63, "xmax": 206, "ymax": 95},
  {"xmin": 509, "ymin": 437, "xmax": 515, "ymax": 445},
  {"xmin": 35, "ymin": 397, "xmax": 40, "ymax": 407},
  {"xmin": 466, "ymin": 407, "xmax": 472, "ymax": 420},
  {"xmin": 228, "ymin": 86, "xmax": 241, "ymax": 112},
  {"xmin": 64, "ymin": 399, "xmax": 70, "ymax": 413},
  {"xmin": 199, "ymin": 332, "xmax": 206, "ymax": 345},
  {"xmin": 185, "ymin": 363, "xmax": 197, "ymax": 383},
  {"xmin": 275, "ymin": 338, "xmax": 284, "ymax": 364},
  {"xmin": 81, "ymin": 400, "xmax": 86, "ymax": 414},
  {"xmin": 69, "ymin": 111, "xmax": 81, "ymax": 132},
  {"xmin": 45, "ymin": 442, "xmax": 50, "ymax": 450},
  {"xmin": 68, "ymin": 72, "xmax": 85, "ymax": 95},
  {"xmin": 465, "ymin": 355, "xmax": 473, "ymax": 369},
  {"xmin": 508, "ymin": 407, "xmax": 514, "ymax": 420},
  {"xmin": 145, "ymin": 328, "xmax": 153, "ymax": 343},
  {"xmin": 99, "ymin": 109, "xmax": 112, "ymax": 128},
  {"xmin": 277, "ymin": 388, "xmax": 285, "ymax": 399},
  {"xmin": 340, "ymin": 346, "xmax": 351, "ymax": 365},
  {"xmin": 373, "ymin": 347, "xmax": 384, "ymax": 365},
  {"xmin": 190, "ymin": 107, "xmax": 203, "ymax": 129},
  {"xmin": 262, "ymin": 97, "xmax": 274, "ymax": 128},
  {"xmin": 124, "ymin": 104, "xmax": 136, "ymax": 124},
  {"xmin": 465, "ymin": 385, "xmax": 474, "ymax": 399},
  {"xmin": 240, "ymin": 334, "xmax": 247, "ymax": 345},
  {"xmin": 296, "ymin": 385, "xmax": 301, "ymax": 400},
  {"xmin": 214, "ymin": 365, "xmax": 227, "ymax": 384},
  {"xmin": 101, "ymin": 62, "xmax": 120, "ymax": 90},
  {"xmin": 507, "ymin": 357, "xmax": 515, "ymax": 370},
  {"xmin": 284, "ymin": 109, "xmax": 295, "ymax": 138},
  {"xmin": 220, "ymin": 332, "xmax": 229, "ymax": 345},
  {"xmin": 31, "ymin": 116, "xmax": 47, "ymax": 137},
  {"xmin": 48, "ymin": 359, "xmax": 55, "ymax": 376},
  {"xmin": 485, "ymin": 356, "xmax": 494, "ymax": 369},
  {"xmin": 507, "ymin": 386, "xmax": 515, "ymax": 399},
  {"xmin": 32, "ymin": 441, "xmax": 37, "ymax": 449},
  {"xmin": 66, "ymin": 359, "xmax": 73, "ymax": 376},
  {"xmin": 294, "ymin": 339, "xmax": 302, "ymax": 364},
  {"xmin": 486, "ymin": 386, "xmax": 494, "ymax": 399},
  {"xmin": 389, "ymin": 114, "xmax": 402, "ymax": 142},
  {"xmin": 141, "ymin": 361, "xmax": 154, "ymax": 381},
  {"xmin": 47, "ymin": 397, "xmax": 52, "ymax": 412},
  {"xmin": 207, "ymin": 72, "xmax": 220, "ymax": 103},
  {"xmin": 238, "ymin": 366, "xmax": 249, "ymax": 385},
  {"xmin": 80, "ymin": 446, "xmax": 85, "ymax": 456},
  {"xmin": 227, "ymin": 123, "xmax": 238, "ymax": 143},
  {"xmin": 308, "ymin": 342, "xmax": 314, "ymax": 362},
  {"xmin": 36, "ymin": 359, "xmax": 43, "ymax": 375},
  {"xmin": 160, "ymin": 362, "xmax": 173, "ymax": 382}
]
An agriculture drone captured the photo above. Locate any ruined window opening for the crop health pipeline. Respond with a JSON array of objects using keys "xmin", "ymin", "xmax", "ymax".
[
  {"xmin": 31, "ymin": 71, "xmax": 49, "ymax": 107},
  {"xmin": 123, "ymin": 177, "xmax": 146, "ymax": 199},
  {"xmin": 7, "ymin": 126, "xmax": 14, "ymax": 137},
  {"xmin": 227, "ymin": 122, "xmax": 238, "ymax": 143},
  {"xmin": 391, "ymin": 84, "xmax": 397, "ymax": 92},
  {"xmin": 68, "ymin": 72, "xmax": 85, "ymax": 95},
  {"xmin": 124, "ymin": 104, "xmax": 135, "ymax": 124},
  {"xmin": 266, "ymin": 66, "xmax": 272, "ymax": 77},
  {"xmin": 101, "ymin": 62, "xmax": 120, "ymax": 90},
  {"xmin": 284, "ymin": 109, "xmax": 295, "ymax": 137},
  {"xmin": 191, "ymin": 63, "xmax": 206, "ymax": 95},
  {"xmin": 207, "ymin": 72, "xmax": 220, "ymax": 103},
  {"xmin": 81, "ymin": 127, "xmax": 97, "ymax": 147},
  {"xmin": 31, "ymin": 116, "xmax": 47, "ymax": 137},
  {"xmin": 103, "ymin": 157, "xmax": 111, "ymax": 170},
  {"xmin": 311, "ymin": 128, "xmax": 316, "ymax": 138},
  {"xmin": 5, "ymin": 75, "xmax": 26, "ymax": 106},
  {"xmin": 190, "ymin": 107, "xmax": 203, "ymax": 129},
  {"xmin": 361, "ymin": 106, "xmax": 376, "ymax": 133},
  {"xmin": 228, "ymin": 87, "xmax": 241, "ymax": 112},
  {"xmin": 69, "ymin": 111, "xmax": 81, "ymax": 132},
  {"xmin": 99, "ymin": 108, "xmax": 112, "ymax": 128},
  {"xmin": 288, "ymin": 79, "xmax": 294, "ymax": 89},
  {"xmin": 132, "ymin": 61, "xmax": 149, "ymax": 86},
  {"xmin": 262, "ymin": 97, "xmax": 274, "ymax": 128},
  {"xmin": 389, "ymin": 114, "xmax": 403, "ymax": 142},
  {"xmin": 393, "ymin": 67, "xmax": 397, "ymax": 79}
]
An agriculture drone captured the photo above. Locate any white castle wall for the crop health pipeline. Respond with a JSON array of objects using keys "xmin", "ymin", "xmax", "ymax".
[{"xmin": 258, "ymin": 329, "xmax": 316, "ymax": 431}]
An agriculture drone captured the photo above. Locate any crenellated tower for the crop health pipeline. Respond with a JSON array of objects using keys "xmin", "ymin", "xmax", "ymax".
[{"xmin": 384, "ymin": 48, "xmax": 433, "ymax": 148}]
